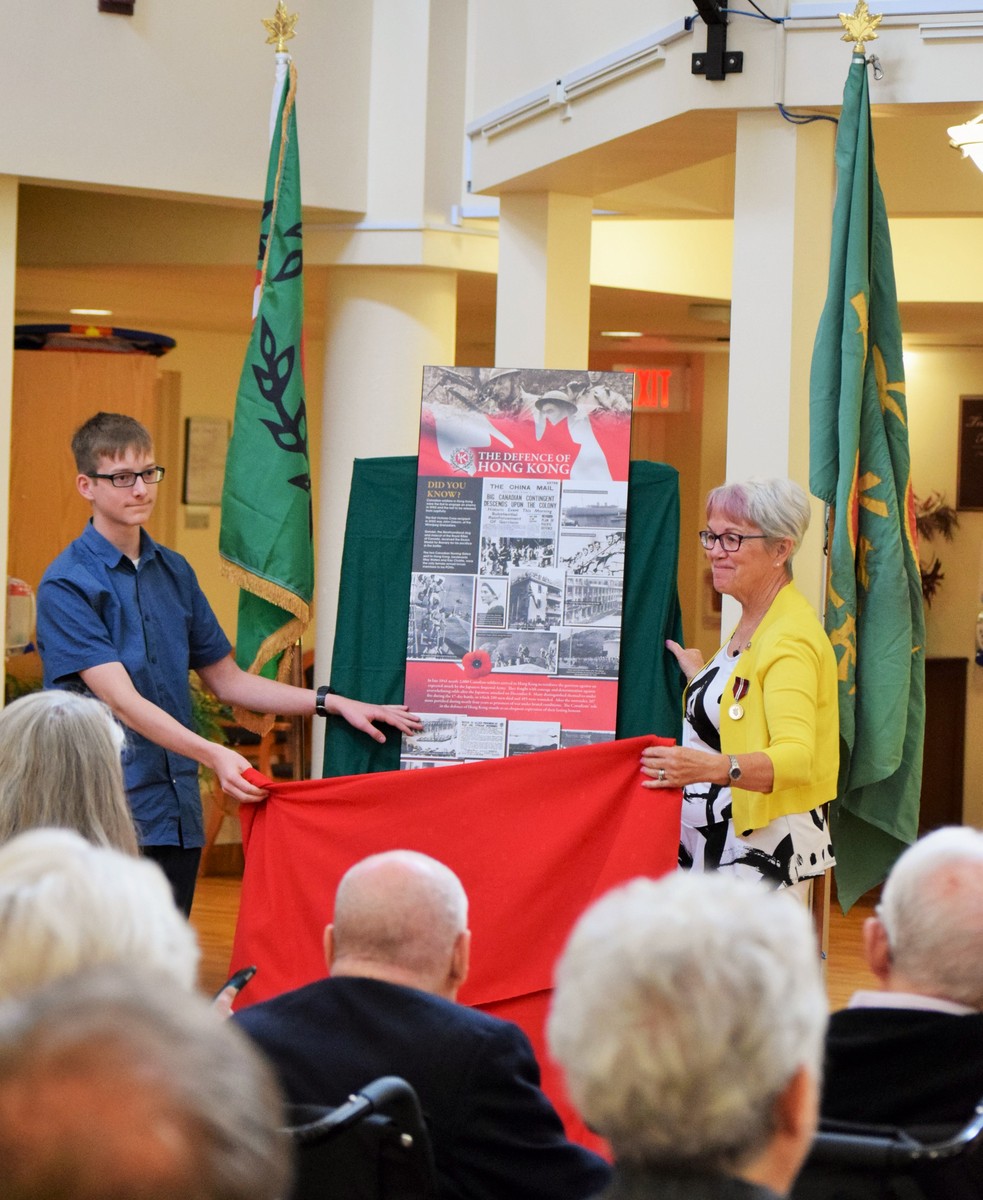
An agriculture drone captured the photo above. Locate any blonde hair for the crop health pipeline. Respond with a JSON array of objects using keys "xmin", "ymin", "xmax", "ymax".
[{"xmin": 0, "ymin": 690, "xmax": 138, "ymax": 855}]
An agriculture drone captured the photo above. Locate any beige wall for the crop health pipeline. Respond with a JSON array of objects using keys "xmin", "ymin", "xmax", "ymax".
[
  {"xmin": 905, "ymin": 346, "xmax": 983, "ymax": 827},
  {"xmin": 0, "ymin": 0, "xmax": 371, "ymax": 212},
  {"xmin": 162, "ymin": 327, "xmax": 324, "ymax": 650}
]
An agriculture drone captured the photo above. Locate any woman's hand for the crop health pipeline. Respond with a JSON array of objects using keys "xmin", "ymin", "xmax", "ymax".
[
  {"xmin": 640, "ymin": 744, "xmax": 728, "ymax": 790},
  {"xmin": 666, "ymin": 639, "xmax": 705, "ymax": 682}
]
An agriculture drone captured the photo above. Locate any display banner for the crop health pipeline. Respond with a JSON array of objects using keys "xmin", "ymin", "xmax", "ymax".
[{"xmin": 402, "ymin": 367, "xmax": 634, "ymax": 767}]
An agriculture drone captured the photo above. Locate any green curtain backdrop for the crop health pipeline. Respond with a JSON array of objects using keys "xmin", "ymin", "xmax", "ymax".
[{"xmin": 322, "ymin": 456, "xmax": 684, "ymax": 777}]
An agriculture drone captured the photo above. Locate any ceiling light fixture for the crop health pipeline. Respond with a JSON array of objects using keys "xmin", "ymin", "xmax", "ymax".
[
  {"xmin": 69, "ymin": 308, "xmax": 113, "ymax": 317},
  {"xmin": 688, "ymin": 303, "xmax": 731, "ymax": 323},
  {"xmin": 600, "ymin": 330, "xmax": 643, "ymax": 339},
  {"xmin": 947, "ymin": 114, "xmax": 983, "ymax": 172}
]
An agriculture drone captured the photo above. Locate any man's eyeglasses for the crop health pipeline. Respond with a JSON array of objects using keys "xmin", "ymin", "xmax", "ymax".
[
  {"xmin": 87, "ymin": 466, "xmax": 166, "ymax": 489},
  {"xmin": 698, "ymin": 529, "xmax": 770, "ymax": 552}
]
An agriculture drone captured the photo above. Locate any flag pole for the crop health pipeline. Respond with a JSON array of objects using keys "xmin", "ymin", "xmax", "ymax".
[
  {"xmin": 220, "ymin": 1, "xmax": 313, "ymax": 735},
  {"xmin": 264, "ymin": 1, "xmax": 307, "ymax": 775}
]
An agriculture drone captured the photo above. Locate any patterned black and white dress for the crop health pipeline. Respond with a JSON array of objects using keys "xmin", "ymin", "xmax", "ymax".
[{"xmin": 679, "ymin": 643, "xmax": 834, "ymax": 888}]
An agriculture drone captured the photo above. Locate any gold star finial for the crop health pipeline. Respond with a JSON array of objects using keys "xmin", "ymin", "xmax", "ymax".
[
  {"xmin": 262, "ymin": 2, "xmax": 298, "ymax": 53},
  {"xmin": 838, "ymin": 0, "xmax": 882, "ymax": 52}
]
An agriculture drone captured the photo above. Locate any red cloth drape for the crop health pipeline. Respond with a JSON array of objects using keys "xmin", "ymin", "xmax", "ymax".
[{"xmin": 230, "ymin": 734, "xmax": 681, "ymax": 1150}]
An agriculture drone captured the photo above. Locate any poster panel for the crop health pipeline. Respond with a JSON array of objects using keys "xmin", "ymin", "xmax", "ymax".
[{"xmin": 402, "ymin": 367, "xmax": 634, "ymax": 767}]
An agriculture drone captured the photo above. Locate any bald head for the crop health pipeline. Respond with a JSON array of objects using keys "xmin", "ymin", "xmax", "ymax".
[{"xmin": 327, "ymin": 851, "xmax": 470, "ymax": 999}]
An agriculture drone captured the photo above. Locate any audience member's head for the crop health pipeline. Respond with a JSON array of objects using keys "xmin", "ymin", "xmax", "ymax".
[
  {"xmin": 548, "ymin": 873, "xmax": 827, "ymax": 1193},
  {"xmin": 0, "ymin": 828, "xmax": 198, "ymax": 1000},
  {"xmin": 869, "ymin": 825, "xmax": 983, "ymax": 1009},
  {"xmin": 327, "ymin": 849, "xmax": 471, "ymax": 1000},
  {"xmin": 0, "ymin": 966, "xmax": 291, "ymax": 1200},
  {"xmin": 0, "ymin": 689, "xmax": 137, "ymax": 854}
]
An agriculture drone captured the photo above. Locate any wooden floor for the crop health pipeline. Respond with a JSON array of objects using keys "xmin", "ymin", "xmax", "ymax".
[{"xmin": 189, "ymin": 873, "xmax": 879, "ymax": 1010}]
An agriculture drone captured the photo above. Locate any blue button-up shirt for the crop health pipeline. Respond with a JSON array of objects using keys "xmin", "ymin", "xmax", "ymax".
[{"xmin": 37, "ymin": 521, "xmax": 232, "ymax": 848}]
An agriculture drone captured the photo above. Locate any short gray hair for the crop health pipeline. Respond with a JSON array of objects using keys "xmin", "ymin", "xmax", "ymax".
[
  {"xmin": 0, "ymin": 689, "xmax": 137, "ymax": 854},
  {"xmin": 0, "ymin": 829, "xmax": 199, "ymax": 1000},
  {"xmin": 0, "ymin": 966, "xmax": 290, "ymax": 1200},
  {"xmin": 707, "ymin": 478, "xmax": 812, "ymax": 556},
  {"xmin": 878, "ymin": 826, "xmax": 983, "ymax": 1008},
  {"xmin": 547, "ymin": 872, "xmax": 827, "ymax": 1172}
]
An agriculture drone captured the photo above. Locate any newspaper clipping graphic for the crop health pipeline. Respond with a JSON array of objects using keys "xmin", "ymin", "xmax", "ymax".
[{"xmin": 402, "ymin": 366, "xmax": 634, "ymax": 768}]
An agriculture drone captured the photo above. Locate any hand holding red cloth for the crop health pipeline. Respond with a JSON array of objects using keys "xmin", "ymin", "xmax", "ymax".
[{"xmin": 230, "ymin": 734, "xmax": 681, "ymax": 1149}]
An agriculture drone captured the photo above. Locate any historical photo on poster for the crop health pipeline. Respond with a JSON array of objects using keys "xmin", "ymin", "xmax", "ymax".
[
  {"xmin": 506, "ymin": 721, "xmax": 561, "ymax": 756},
  {"xmin": 564, "ymin": 575, "xmax": 623, "ymax": 627},
  {"xmin": 560, "ymin": 729, "xmax": 616, "ymax": 749},
  {"xmin": 403, "ymin": 366, "xmax": 634, "ymax": 767},
  {"xmin": 407, "ymin": 573, "xmax": 474, "ymax": 660},
  {"xmin": 479, "ymin": 536, "xmax": 556, "ymax": 573},
  {"xmin": 475, "ymin": 578, "xmax": 507, "ymax": 628},
  {"xmin": 400, "ymin": 714, "xmax": 461, "ymax": 759},
  {"xmin": 475, "ymin": 629, "xmax": 558, "ymax": 673},
  {"xmin": 560, "ymin": 483, "xmax": 627, "ymax": 530},
  {"xmin": 506, "ymin": 568, "xmax": 565, "ymax": 630},
  {"xmin": 401, "ymin": 712, "xmax": 507, "ymax": 761},
  {"xmin": 557, "ymin": 628, "xmax": 621, "ymax": 679}
]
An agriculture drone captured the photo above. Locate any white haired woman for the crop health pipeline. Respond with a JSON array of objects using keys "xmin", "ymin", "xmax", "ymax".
[
  {"xmin": 0, "ymin": 828, "xmax": 199, "ymax": 1001},
  {"xmin": 641, "ymin": 478, "xmax": 838, "ymax": 890},
  {"xmin": 0, "ymin": 689, "xmax": 137, "ymax": 854}
]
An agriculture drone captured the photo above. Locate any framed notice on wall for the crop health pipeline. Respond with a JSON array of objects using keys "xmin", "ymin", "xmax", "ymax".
[
  {"xmin": 183, "ymin": 417, "xmax": 229, "ymax": 506},
  {"xmin": 957, "ymin": 396, "xmax": 983, "ymax": 511}
]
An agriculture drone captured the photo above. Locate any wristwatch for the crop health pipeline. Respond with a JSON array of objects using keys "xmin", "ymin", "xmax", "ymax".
[
  {"xmin": 727, "ymin": 754, "xmax": 742, "ymax": 783},
  {"xmin": 314, "ymin": 685, "xmax": 337, "ymax": 718}
]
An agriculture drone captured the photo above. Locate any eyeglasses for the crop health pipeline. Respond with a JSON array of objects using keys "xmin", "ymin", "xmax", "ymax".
[
  {"xmin": 699, "ymin": 529, "xmax": 770, "ymax": 552},
  {"xmin": 87, "ymin": 466, "xmax": 166, "ymax": 488}
]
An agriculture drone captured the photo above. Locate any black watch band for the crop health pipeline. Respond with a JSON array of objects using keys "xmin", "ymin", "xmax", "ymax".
[{"xmin": 315, "ymin": 685, "xmax": 337, "ymax": 718}]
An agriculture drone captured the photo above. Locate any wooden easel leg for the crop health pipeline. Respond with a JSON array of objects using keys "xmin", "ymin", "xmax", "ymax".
[{"xmin": 811, "ymin": 868, "xmax": 831, "ymax": 976}]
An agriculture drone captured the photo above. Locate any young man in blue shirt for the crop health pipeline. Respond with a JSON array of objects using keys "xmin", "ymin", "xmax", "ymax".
[{"xmin": 37, "ymin": 413, "xmax": 420, "ymax": 915}]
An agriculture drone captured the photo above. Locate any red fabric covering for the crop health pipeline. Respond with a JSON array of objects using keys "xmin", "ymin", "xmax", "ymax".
[{"xmin": 230, "ymin": 734, "xmax": 681, "ymax": 1150}]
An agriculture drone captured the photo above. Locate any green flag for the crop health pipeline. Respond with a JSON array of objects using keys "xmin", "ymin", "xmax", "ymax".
[
  {"xmin": 220, "ymin": 60, "xmax": 313, "ymax": 726},
  {"xmin": 809, "ymin": 53, "xmax": 925, "ymax": 911}
]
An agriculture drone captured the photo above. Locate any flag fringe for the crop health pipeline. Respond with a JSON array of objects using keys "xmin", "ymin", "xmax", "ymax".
[
  {"xmin": 221, "ymin": 557, "xmax": 311, "ymax": 735},
  {"xmin": 221, "ymin": 558, "xmax": 310, "ymax": 624}
]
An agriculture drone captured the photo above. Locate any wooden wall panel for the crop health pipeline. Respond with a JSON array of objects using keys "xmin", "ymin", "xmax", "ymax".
[{"xmin": 9, "ymin": 351, "xmax": 162, "ymax": 594}]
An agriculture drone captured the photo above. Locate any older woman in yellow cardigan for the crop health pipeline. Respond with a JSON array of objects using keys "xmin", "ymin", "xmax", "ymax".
[{"xmin": 642, "ymin": 478, "xmax": 839, "ymax": 892}]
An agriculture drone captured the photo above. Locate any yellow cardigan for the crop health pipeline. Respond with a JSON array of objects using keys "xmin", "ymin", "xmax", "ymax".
[{"xmin": 705, "ymin": 582, "xmax": 839, "ymax": 836}]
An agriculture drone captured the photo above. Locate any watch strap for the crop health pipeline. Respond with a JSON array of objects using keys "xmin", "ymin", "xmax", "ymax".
[{"xmin": 315, "ymin": 685, "xmax": 337, "ymax": 718}]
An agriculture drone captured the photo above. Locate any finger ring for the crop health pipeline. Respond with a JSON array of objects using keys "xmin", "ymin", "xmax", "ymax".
[{"xmin": 658, "ymin": 769, "xmax": 667, "ymax": 782}]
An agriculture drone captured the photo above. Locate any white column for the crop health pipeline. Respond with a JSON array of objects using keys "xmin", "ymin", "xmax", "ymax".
[
  {"xmin": 312, "ymin": 266, "xmax": 457, "ymax": 768},
  {"xmin": 725, "ymin": 112, "xmax": 835, "ymax": 622},
  {"xmin": 0, "ymin": 177, "xmax": 18, "ymax": 684},
  {"xmin": 495, "ymin": 192, "xmax": 592, "ymax": 368}
]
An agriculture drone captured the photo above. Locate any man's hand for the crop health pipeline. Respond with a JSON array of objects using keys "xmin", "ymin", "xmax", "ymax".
[
  {"xmin": 329, "ymin": 697, "xmax": 424, "ymax": 745},
  {"xmin": 207, "ymin": 743, "xmax": 269, "ymax": 803}
]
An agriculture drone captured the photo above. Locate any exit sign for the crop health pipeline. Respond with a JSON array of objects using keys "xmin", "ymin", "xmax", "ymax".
[{"xmin": 616, "ymin": 366, "xmax": 691, "ymax": 412}]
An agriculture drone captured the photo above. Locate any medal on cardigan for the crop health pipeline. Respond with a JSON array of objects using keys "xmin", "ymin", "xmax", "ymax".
[{"xmin": 729, "ymin": 676, "xmax": 749, "ymax": 721}]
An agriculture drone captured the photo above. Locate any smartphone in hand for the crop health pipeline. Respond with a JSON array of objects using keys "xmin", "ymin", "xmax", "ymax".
[{"xmin": 213, "ymin": 964, "xmax": 257, "ymax": 1002}]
